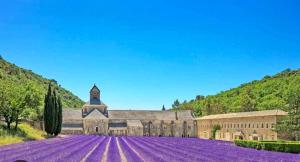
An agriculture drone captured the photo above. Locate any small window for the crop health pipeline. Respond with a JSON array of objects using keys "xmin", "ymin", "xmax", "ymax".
[
  {"xmin": 249, "ymin": 124, "xmax": 251, "ymax": 128},
  {"xmin": 261, "ymin": 123, "xmax": 264, "ymax": 128},
  {"xmin": 266, "ymin": 123, "xmax": 269, "ymax": 128}
]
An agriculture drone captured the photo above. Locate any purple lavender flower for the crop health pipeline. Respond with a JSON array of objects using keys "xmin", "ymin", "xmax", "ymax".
[{"xmin": 0, "ymin": 135, "xmax": 299, "ymax": 162}]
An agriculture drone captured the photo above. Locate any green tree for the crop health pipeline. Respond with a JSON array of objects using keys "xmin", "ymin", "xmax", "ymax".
[
  {"xmin": 172, "ymin": 99, "xmax": 180, "ymax": 110},
  {"xmin": 0, "ymin": 80, "xmax": 14, "ymax": 129},
  {"xmin": 276, "ymin": 86, "xmax": 300, "ymax": 141},
  {"xmin": 14, "ymin": 82, "xmax": 42, "ymax": 130},
  {"xmin": 44, "ymin": 83, "xmax": 54, "ymax": 135},
  {"xmin": 0, "ymin": 80, "xmax": 40, "ymax": 130},
  {"xmin": 51, "ymin": 90, "xmax": 58, "ymax": 134},
  {"xmin": 240, "ymin": 88, "xmax": 257, "ymax": 112},
  {"xmin": 203, "ymin": 98, "xmax": 212, "ymax": 115},
  {"xmin": 195, "ymin": 95, "xmax": 205, "ymax": 101},
  {"xmin": 54, "ymin": 96, "xmax": 62, "ymax": 135},
  {"xmin": 44, "ymin": 83, "xmax": 63, "ymax": 136},
  {"xmin": 211, "ymin": 125, "xmax": 221, "ymax": 140},
  {"xmin": 162, "ymin": 105, "xmax": 166, "ymax": 111}
]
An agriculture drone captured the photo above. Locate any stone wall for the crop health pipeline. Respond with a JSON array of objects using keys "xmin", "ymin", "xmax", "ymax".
[
  {"xmin": 197, "ymin": 115, "xmax": 281, "ymax": 141},
  {"xmin": 83, "ymin": 119, "xmax": 108, "ymax": 135},
  {"xmin": 141, "ymin": 120, "xmax": 197, "ymax": 137}
]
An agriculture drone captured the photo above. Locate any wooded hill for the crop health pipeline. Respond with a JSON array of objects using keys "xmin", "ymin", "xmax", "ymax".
[
  {"xmin": 173, "ymin": 68, "xmax": 300, "ymax": 117},
  {"xmin": 0, "ymin": 56, "xmax": 84, "ymax": 108}
]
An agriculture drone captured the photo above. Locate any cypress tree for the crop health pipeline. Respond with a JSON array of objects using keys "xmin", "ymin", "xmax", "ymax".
[
  {"xmin": 55, "ymin": 96, "xmax": 62, "ymax": 136},
  {"xmin": 44, "ymin": 83, "xmax": 53, "ymax": 135},
  {"xmin": 44, "ymin": 83, "xmax": 63, "ymax": 136},
  {"xmin": 51, "ymin": 90, "xmax": 58, "ymax": 134}
]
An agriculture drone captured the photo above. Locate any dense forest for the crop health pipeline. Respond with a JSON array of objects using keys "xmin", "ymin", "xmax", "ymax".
[
  {"xmin": 0, "ymin": 56, "xmax": 84, "ymax": 109},
  {"xmin": 172, "ymin": 68, "xmax": 300, "ymax": 117}
]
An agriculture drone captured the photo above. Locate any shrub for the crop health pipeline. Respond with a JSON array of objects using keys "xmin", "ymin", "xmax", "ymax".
[
  {"xmin": 234, "ymin": 140, "xmax": 261, "ymax": 149},
  {"xmin": 211, "ymin": 125, "xmax": 221, "ymax": 139},
  {"xmin": 234, "ymin": 140, "xmax": 300, "ymax": 153}
]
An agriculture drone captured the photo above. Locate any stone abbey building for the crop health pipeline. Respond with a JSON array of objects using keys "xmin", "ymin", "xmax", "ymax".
[
  {"xmin": 196, "ymin": 109, "xmax": 287, "ymax": 141},
  {"xmin": 62, "ymin": 85, "xmax": 197, "ymax": 137},
  {"xmin": 62, "ymin": 85, "xmax": 287, "ymax": 141}
]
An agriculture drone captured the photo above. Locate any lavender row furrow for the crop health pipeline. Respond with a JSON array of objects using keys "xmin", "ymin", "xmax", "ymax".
[
  {"xmin": 35, "ymin": 135, "xmax": 99, "ymax": 162},
  {"xmin": 126, "ymin": 137, "xmax": 186, "ymax": 162},
  {"xmin": 53, "ymin": 136, "xmax": 105, "ymax": 162},
  {"xmin": 137, "ymin": 137, "xmax": 238, "ymax": 161},
  {"xmin": 0, "ymin": 135, "xmax": 78, "ymax": 155},
  {"xmin": 0, "ymin": 135, "xmax": 87, "ymax": 161},
  {"xmin": 107, "ymin": 137, "xmax": 121, "ymax": 162},
  {"xmin": 118, "ymin": 137, "xmax": 143, "ymax": 162},
  {"xmin": 129, "ymin": 136, "xmax": 211, "ymax": 162},
  {"xmin": 85, "ymin": 136, "xmax": 109, "ymax": 162},
  {"xmin": 122, "ymin": 137, "xmax": 165, "ymax": 162},
  {"xmin": 137, "ymin": 136, "xmax": 299, "ymax": 162},
  {"xmin": 0, "ymin": 135, "xmax": 299, "ymax": 162},
  {"xmin": 8, "ymin": 135, "xmax": 96, "ymax": 162}
]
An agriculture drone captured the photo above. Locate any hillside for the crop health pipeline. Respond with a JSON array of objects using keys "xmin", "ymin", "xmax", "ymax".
[
  {"xmin": 0, "ymin": 56, "xmax": 84, "ymax": 108},
  {"xmin": 174, "ymin": 69, "xmax": 300, "ymax": 117}
]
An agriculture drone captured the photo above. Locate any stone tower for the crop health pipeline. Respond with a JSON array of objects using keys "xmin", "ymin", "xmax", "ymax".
[
  {"xmin": 82, "ymin": 84, "xmax": 107, "ymax": 117},
  {"xmin": 90, "ymin": 84, "xmax": 101, "ymax": 105}
]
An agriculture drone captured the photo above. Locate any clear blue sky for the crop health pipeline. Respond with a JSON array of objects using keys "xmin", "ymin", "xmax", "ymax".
[{"xmin": 1, "ymin": 0, "xmax": 300, "ymax": 109}]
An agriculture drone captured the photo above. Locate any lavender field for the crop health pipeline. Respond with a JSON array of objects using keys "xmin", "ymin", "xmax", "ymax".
[{"xmin": 0, "ymin": 135, "xmax": 299, "ymax": 162}]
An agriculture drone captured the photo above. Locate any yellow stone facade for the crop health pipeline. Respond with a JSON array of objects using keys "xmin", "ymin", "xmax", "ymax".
[{"xmin": 196, "ymin": 110, "xmax": 287, "ymax": 141}]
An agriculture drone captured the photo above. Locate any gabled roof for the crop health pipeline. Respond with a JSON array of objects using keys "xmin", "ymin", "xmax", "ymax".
[
  {"xmin": 197, "ymin": 109, "xmax": 287, "ymax": 120},
  {"xmin": 90, "ymin": 84, "xmax": 100, "ymax": 93},
  {"xmin": 108, "ymin": 110, "xmax": 176, "ymax": 120},
  {"xmin": 84, "ymin": 109, "xmax": 108, "ymax": 119}
]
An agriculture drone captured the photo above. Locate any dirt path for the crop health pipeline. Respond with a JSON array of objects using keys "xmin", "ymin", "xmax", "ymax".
[
  {"xmin": 122, "ymin": 137, "xmax": 145, "ymax": 162},
  {"xmin": 116, "ymin": 137, "xmax": 128, "ymax": 162},
  {"xmin": 101, "ymin": 137, "xmax": 111, "ymax": 162}
]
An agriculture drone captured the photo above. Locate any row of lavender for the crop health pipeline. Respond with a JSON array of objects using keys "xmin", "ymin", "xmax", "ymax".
[
  {"xmin": 0, "ymin": 135, "xmax": 299, "ymax": 162},
  {"xmin": 123, "ymin": 136, "xmax": 300, "ymax": 162}
]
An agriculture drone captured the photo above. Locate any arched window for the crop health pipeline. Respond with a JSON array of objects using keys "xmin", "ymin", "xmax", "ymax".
[{"xmin": 95, "ymin": 126, "xmax": 99, "ymax": 133}]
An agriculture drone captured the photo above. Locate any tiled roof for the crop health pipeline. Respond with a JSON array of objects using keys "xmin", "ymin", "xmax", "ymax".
[
  {"xmin": 108, "ymin": 110, "xmax": 176, "ymax": 120},
  {"xmin": 197, "ymin": 109, "xmax": 287, "ymax": 120},
  {"xmin": 108, "ymin": 110, "xmax": 194, "ymax": 120}
]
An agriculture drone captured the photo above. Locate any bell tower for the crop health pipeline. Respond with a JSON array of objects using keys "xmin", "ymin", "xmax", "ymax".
[{"xmin": 90, "ymin": 84, "xmax": 101, "ymax": 105}]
